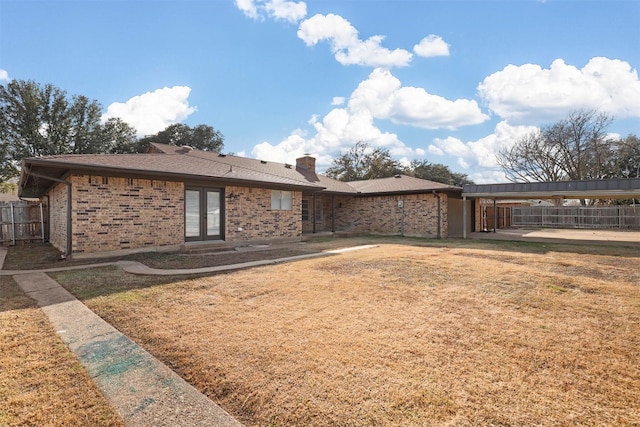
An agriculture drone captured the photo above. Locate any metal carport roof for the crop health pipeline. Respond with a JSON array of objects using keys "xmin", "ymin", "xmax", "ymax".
[{"xmin": 462, "ymin": 178, "xmax": 640, "ymax": 200}]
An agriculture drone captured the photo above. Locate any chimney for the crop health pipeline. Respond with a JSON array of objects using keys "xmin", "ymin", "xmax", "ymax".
[{"xmin": 296, "ymin": 155, "xmax": 316, "ymax": 173}]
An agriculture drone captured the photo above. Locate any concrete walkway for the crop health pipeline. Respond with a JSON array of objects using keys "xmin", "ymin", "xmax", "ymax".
[{"xmin": 11, "ymin": 270, "xmax": 242, "ymax": 427}]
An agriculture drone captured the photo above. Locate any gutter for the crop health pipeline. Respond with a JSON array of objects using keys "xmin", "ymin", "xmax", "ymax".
[{"xmin": 22, "ymin": 166, "xmax": 72, "ymax": 257}]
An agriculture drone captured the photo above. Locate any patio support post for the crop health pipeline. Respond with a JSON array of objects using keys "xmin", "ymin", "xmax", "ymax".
[
  {"xmin": 10, "ymin": 202, "xmax": 15, "ymax": 246},
  {"xmin": 493, "ymin": 199, "xmax": 497, "ymax": 233},
  {"xmin": 39, "ymin": 202, "xmax": 45, "ymax": 243}
]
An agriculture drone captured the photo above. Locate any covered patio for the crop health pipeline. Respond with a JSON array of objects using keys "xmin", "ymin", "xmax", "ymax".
[{"xmin": 461, "ymin": 178, "xmax": 640, "ymax": 238}]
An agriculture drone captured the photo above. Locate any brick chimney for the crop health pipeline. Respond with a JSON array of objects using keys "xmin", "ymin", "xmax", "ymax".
[{"xmin": 296, "ymin": 155, "xmax": 316, "ymax": 172}]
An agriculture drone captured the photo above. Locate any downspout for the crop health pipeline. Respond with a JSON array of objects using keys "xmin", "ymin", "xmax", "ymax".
[
  {"xmin": 432, "ymin": 191, "xmax": 441, "ymax": 239},
  {"xmin": 23, "ymin": 167, "xmax": 72, "ymax": 257},
  {"xmin": 331, "ymin": 194, "xmax": 336, "ymax": 233},
  {"xmin": 312, "ymin": 193, "xmax": 317, "ymax": 234}
]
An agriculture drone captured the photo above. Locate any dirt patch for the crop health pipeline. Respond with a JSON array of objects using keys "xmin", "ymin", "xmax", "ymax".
[
  {"xmin": 52, "ymin": 239, "xmax": 640, "ymax": 426},
  {"xmin": 2, "ymin": 241, "xmax": 332, "ymax": 271},
  {"xmin": 0, "ymin": 276, "xmax": 123, "ymax": 427}
]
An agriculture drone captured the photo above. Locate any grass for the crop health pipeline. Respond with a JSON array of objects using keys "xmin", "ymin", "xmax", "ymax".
[
  {"xmin": 48, "ymin": 237, "xmax": 640, "ymax": 426},
  {"xmin": 0, "ymin": 276, "xmax": 123, "ymax": 427}
]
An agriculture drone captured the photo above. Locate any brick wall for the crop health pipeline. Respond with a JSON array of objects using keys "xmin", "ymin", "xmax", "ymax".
[
  {"xmin": 69, "ymin": 175, "xmax": 184, "ymax": 254},
  {"xmin": 48, "ymin": 182, "xmax": 68, "ymax": 253},
  {"xmin": 225, "ymin": 186, "xmax": 302, "ymax": 241},
  {"xmin": 328, "ymin": 193, "xmax": 447, "ymax": 237}
]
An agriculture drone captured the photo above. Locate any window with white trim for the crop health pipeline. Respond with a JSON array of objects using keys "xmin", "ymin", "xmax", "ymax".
[{"xmin": 271, "ymin": 190, "xmax": 292, "ymax": 210}]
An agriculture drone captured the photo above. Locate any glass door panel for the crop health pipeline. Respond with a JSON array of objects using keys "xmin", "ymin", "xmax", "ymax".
[
  {"xmin": 206, "ymin": 190, "xmax": 221, "ymax": 237},
  {"xmin": 185, "ymin": 190, "xmax": 201, "ymax": 238}
]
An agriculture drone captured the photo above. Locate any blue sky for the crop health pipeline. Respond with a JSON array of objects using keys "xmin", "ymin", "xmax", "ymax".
[{"xmin": 1, "ymin": 0, "xmax": 639, "ymax": 183}]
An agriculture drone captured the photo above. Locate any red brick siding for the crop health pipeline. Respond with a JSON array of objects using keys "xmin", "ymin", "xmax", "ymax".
[
  {"xmin": 328, "ymin": 193, "xmax": 447, "ymax": 237},
  {"xmin": 70, "ymin": 175, "xmax": 184, "ymax": 254},
  {"xmin": 225, "ymin": 186, "xmax": 302, "ymax": 241}
]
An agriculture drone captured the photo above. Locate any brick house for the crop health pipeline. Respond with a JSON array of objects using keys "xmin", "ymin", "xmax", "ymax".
[{"xmin": 19, "ymin": 143, "xmax": 465, "ymax": 257}]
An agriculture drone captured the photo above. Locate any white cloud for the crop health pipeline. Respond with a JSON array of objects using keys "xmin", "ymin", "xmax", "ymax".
[
  {"xmin": 249, "ymin": 68, "xmax": 487, "ymax": 170},
  {"xmin": 478, "ymin": 57, "xmax": 640, "ymax": 123},
  {"xmin": 252, "ymin": 68, "xmax": 488, "ymax": 171},
  {"xmin": 297, "ymin": 14, "xmax": 413, "ymax": 68},
  {"xmin": 251, "ymin": 129, "xmax": 334, "ymax": 167},
  {"xmin": 235, "ymin": 0, "xmax": 307, "ymax": 23},
  {"xmin": 102, "ymin": 86, "xmax": 196, "ymax": 137},
  {"xmin": 234, "ymin": 0, "xmax": 260, "ymax": 20},
  {"xmin": 265, "ymin": 0, "xmax": 307, "ymax": 23},
  {"xmin": 350, "ymin": 68, "xmax": 488, "ymax": 129},
  {"xmin": 0, "ymin": 69, "xmax": 9, "ymax": 81},
  {"xmin": 431, "ymin": 136, "xmax": 470, "ymax": 157},
  {"xmin": 469, "ymin": 170, "xmax": 510, "ymax": 185},
  {"xmin": 428, "ymin": 121, "xmax": 538, "ymax": 178},
  {"xmin": 331, "ymin": 96, "xmax": 345, "ymax": 106},
  {"xmin": 413, "ymin": 35, "xmax": 450, "ymax": 57},
  {"xmin": 428, "ymin": 145, "xmax": 444, "ymax": 156}
]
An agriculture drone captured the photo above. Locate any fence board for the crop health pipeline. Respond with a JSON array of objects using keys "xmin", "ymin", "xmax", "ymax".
[
  {"xmin": 512, "ymin": 206, "xmax": 640, "ymax": 229},
  {"xmin": 0, "ymin": 202, "xmax": 47, "ymax": 244}
]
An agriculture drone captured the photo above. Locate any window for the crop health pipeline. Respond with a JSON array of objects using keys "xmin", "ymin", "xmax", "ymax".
[
  {"xmin": 302, "ymin": 199, "xmax": 309, "ymax": 220},
  {"xmin": 271, "ymin": 190, "xmax": 292, "ymax": 210}
]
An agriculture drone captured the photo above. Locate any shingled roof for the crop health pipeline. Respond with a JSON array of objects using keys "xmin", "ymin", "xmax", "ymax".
[
  {"xmin": 19, "ymin": 143, "xmax": 461, "ymax": 198},
  {"xmin": 348, "ymin": 174, "xmax": 461, "ymax": 195},
  {"xmin": 147, "ymin": 143, "xmax": 357, "ymax": 194}
]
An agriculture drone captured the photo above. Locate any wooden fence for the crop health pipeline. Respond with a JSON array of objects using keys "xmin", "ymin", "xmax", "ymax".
[
  {"xmin": 0, "ymin": 202, "xmax": 47, "ymax": 245},
  {"xmin": 511, "ymin": 206, "xmax": 640, "ymax": 229}
]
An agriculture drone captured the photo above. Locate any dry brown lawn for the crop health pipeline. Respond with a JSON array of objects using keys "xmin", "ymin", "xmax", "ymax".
[
  {"xmin": 0, "ymin": 276, "xmax": 123, "ymax": 427},
  {"xmin": 51, "ymin": 238, "xmax": 640, "ymax": 426}
]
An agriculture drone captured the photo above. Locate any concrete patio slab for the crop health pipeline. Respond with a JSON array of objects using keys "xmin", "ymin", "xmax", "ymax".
[{"xmin": 469, "ymin": 228, "xmax": 640, "ymax": 248}]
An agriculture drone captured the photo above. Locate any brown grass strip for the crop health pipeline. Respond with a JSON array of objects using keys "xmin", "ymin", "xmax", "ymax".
[
  {"xmin": 53, "ymin": 240, "xmax": 640, "ymax": 426},
  {"xmin": 0, "ymin": 276, "xmax": 123, "ymax": 427}
]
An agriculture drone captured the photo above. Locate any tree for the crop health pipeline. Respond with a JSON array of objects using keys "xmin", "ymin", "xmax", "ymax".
[
  {"xmin": 1, "ymin": 80, "xmax": 73, "ymax": 178},
  {"xmin": 0, "ymin": 80, "xmax": 134, "ymax": 180},
  {"xmin": 497, "ymin": 109, "xmax": 614, "ymax": 183},
  {"xmin": 69, "ymin": 95, "xmax": 103, "ymax": 154},
  {"xmin": 408, "ymin": 159, "xmax": 474, "ymax": 186},
  {"xmin": 325, "ymin": 141, "xmax": 402, "ymax": 181},
  {"xmin": 99, "ymin": 117, "xmax": 139, "ymax": 154},
  {"xmin": 138, "ymin": 123, "xmax": 224, "ymax": 152},
  {"xmin": 611, "ymin": 134, "xmax": 640, "ymax": 179}
]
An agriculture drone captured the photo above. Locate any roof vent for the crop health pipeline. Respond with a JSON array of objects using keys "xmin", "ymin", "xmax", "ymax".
[
  {"xmin": 285, "ymin": 163, "xmax": 292, "ymax": 169},
  {"xmin": 261, "ymin": 160, "xmax": 267, "ymax": 164},
  {"xmin": 218, "ymin": 153, "xmax": 227, "ymax": 158},
  {"xmin": 394, "ymin": 174, "xmax": 402, "ymax": 178}
]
